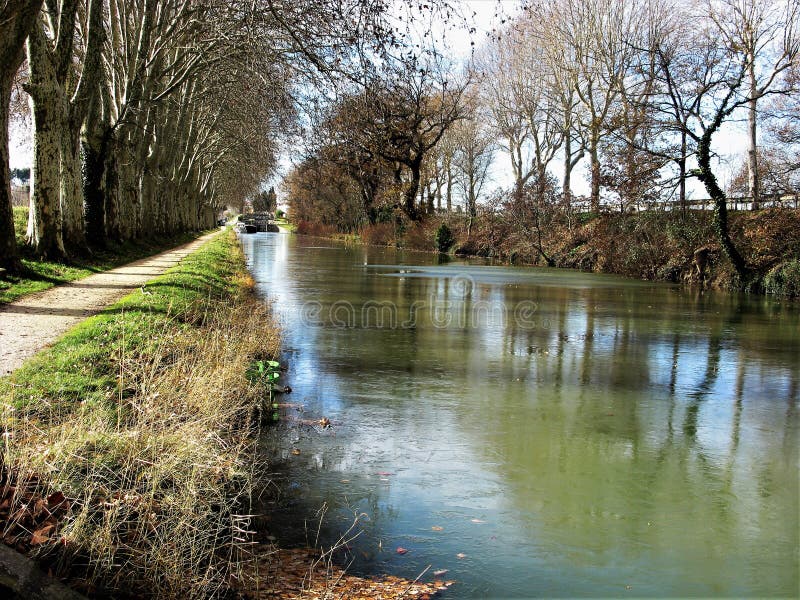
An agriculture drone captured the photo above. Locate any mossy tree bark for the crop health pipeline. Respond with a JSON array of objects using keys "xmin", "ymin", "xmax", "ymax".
[
  {"xmin": 403, "ymin": 158, "xmax": 422, "ymax": 222},
  {"xmin": 0, "ymin": 78, "xmax": 19, "ymax": 270},
  {"xmin": 26, "ymin": 0, "xmax": 103, "ymax": 257},
  {"xmin": 53, "ymin": 0, "xmax": 105, "ymax": 252},
  {"xmin": 26, "ymin": 18, "xmax": 68, "ymax": 260},
  {"xmin": 588, "ymin": 127, "xmax": 601, "ymax": 213},
  {"xmin": 694, "ymin": 117, "xmax": 748, "ymax": 283}
]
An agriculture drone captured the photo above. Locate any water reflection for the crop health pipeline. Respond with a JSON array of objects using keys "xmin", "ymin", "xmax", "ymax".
[{"xmin": 242, "ymin": 233, "xmax": 799, "ymax": 597}]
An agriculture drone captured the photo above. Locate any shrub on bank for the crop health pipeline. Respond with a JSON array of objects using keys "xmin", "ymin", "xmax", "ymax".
[
  {"xmin": 403, "ymin": 221, "xmax": 437, "ymax": 251},
  {"xmin": 0, "ymin": 231, "xmax": 279, "ymax": 598},
  {"xmin": 764, "ymin": 260, "xmax": 800, "ymax": 297},
  {"xmin": 434, "ymin": 223, "xmax": 456, "ymax": 253}
]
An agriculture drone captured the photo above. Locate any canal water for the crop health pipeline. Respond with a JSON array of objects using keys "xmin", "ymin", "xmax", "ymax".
[{"xmin": 240, "ymin": 232, "xmax": 799, "ymax": 598}]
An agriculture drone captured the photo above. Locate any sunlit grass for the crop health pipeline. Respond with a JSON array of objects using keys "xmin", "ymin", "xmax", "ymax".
[
  {"xmin": 0, "ymin": 231, "xmax": 280, "ymax": 598},
  {"xmin": 273, "ymin": 217, "xmax": 296, "ymax": 232},
  {"xmin": 1, "ymin": 206, "xmax": 205, "ymax": 305}
]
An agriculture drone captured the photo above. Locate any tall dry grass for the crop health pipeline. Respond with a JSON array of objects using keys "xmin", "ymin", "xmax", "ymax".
[
  {"xmin": 1, "ymin": 236, "xmax": 280, "ymax": 598},
  {"xmin": 294, "ymin": 221, "xmax": 338, "ymax": 237}
]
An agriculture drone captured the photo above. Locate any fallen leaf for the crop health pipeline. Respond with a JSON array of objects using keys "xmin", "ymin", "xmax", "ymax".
[
  {"xmin": 46, "ymin": 491, "xmax": 65, "ymax": 507},
  {"xmin": 31, "ymin": 524, "xmax": 55, "ymax": 545},
  {"xmin": 396, "ymin": 547, "xmax": 408, "ymax": 555},
  {"xmin": 435, "ymin": 580, "xmax": 455, "ymax": 591},
  {"xmin": 433, "ymin": 569, "xmax": 448, "ymax": 577},
  {"xmin": 291, "ymin": 448, "xmax": 301, "ymax": 455},
  {"xmin": 376, "ymin": 471, "xmax": 394, "ymax": 476},
  {"xmin": 456, "ymin": 552, "xmax": 467, "ymax": 559},
  {"xmin": 32, "ymin": 498, "xmax": 48, "ymax": 518},
  {"xmin": 470, "ymin": 518, "xmax": 485, "ymax": 524},
  {"xmin": 431, "ymin": 525, "xmax": 443, "ymax": 531}
]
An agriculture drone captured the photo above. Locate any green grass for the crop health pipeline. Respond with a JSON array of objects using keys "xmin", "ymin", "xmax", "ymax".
[
  {"xmin": 764, "ymin": 259, "xmax": 800, "ymax": 297},
  {"xmin": 273, "ymin": 217, "xmax": 297, "ymax": 232},
  {"xmin": 0, "ymin": 230, "xmax": 279, "ymax": 597},
  {"xmin": 2, "ymin": 230, "xmax": 241, "ymax": 415},
  {"xmin": 1, "ymin": 206, "xmax": 207, "ymax": 305}
]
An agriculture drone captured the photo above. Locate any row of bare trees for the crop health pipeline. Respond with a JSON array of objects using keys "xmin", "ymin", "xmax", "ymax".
[
  {"xmin": 0, "ymin": 0, "xmax": 410, "ymax": 269},
  {"xmin": 286, "ymin": 0, "xmax": 798, "ymax": 281},
  {"xmin": 480, "ymin": 0, "xmax": 798, "ymax": 278},
  {"xmin": 481, "ymin": 0, "xmax": 799, "ymax": 208}
]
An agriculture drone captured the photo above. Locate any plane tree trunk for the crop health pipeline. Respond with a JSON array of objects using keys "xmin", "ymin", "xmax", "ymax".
[{"xmin": 0, "ymin": 0, "xmax": 44, "ymax": 270}]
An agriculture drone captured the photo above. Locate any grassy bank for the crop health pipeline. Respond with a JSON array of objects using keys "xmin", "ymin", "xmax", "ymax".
[
  {"xmin": 300, "ymin": 209, "xmax": 800, "ymax": 297},
  {"xmin": 273, "ymin": 217, "xmax": 297, "ymax": 233},
  {"xmin": 0, "ymin": 206, "xmax": 207, "ymax": 305},
  {"xmin": 0, "ymin": 230, "xmax": 280, "ymax": 597}
]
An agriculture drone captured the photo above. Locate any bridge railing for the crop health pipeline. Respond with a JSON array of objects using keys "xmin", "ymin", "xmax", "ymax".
[{"xmin": 565, "ymin": 192, "xmax": 800, "ymax": 213}]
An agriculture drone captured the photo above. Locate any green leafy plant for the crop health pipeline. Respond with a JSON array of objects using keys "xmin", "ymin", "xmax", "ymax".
[
  {"xmin": 247, "ymin": 359, "xmax": 282, "ymax": 420},
  {"xmin": 764, "ymin": 260, "xmax": 800, "ymax": 297},
  {"xmin": 434, "ymin": 223, "xmax": 456, "ymax": 254}
]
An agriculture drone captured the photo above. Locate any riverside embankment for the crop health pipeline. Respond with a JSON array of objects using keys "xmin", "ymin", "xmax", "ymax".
[
  {"xmin": 297, "ymin": 207, "xmax": 800, "ymax": 296},
  {"xmin": 0, "ymin": 231, "xmax": 280, "ymax": 597}
]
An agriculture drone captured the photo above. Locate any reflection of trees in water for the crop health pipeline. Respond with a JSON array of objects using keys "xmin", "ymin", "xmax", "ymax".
[
  {"xmin": 682, "ymin": 330, "xmax": 722, "ymax": 439},
  {"xmin": 246, "ymin": 238, "xmax": 799, "ymax": 595},
  {"xmin": 454, "ymin": 284, "xmax": 797, "ymax": 591},
  {"xmin": 580, "ymin": 306, "xmax": 594, "ymax": 386}
]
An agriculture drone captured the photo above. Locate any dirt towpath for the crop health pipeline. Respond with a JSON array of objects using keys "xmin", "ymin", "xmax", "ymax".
[{"xmin": 0, "ymin": 232, "xmax": 219, "ymax": 375}]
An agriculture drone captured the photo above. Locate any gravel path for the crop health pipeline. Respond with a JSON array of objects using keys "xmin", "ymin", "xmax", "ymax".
[{"xmin": 0, "ymin": 232, "xmax": 219, "ymax": 375}]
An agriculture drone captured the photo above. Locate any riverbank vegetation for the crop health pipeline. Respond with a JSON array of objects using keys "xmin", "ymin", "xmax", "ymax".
[
  {"xmin": 285, "ymin": 0, "xmax": 799, "ymax": 294},
  {"xmin": 296, "ymin": 207, "xmax": 800, "ymax": 296},
  {"xmin": 0, "ymin": 231, "xmax": 280, "ymax": 597},
  {"xmin": 0, "ymin": 206, "xmax": 203, "ymax": 305}
]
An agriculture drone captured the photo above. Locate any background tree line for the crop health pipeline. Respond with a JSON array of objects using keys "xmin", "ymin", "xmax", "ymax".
[
  {"xmin": 285, "ymin": 0, "xmax": 798, "ymax": 282},
  {"xmin": 0, "ymin": 0, "xmax": 421, "ymax": 270}
]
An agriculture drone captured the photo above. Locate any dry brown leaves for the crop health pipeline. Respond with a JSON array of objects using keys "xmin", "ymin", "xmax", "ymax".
[
  {"xmin": 0, "ymin": 468, "xmax": 71, "ymax": 554},
  {"xmin": 241, "ymin": 548, "xmax": 455, "ymax": 600}
]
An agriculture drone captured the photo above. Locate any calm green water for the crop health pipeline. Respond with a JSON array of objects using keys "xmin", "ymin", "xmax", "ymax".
[{"xmin": 241, "ymin": 232, "xmax": 799, "ymax": 598}]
